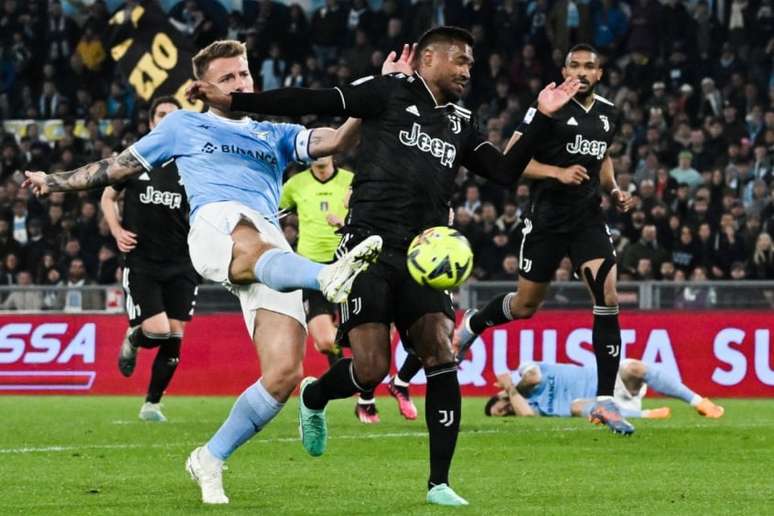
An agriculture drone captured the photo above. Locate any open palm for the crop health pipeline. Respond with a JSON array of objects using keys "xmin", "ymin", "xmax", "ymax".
[
  {"xmin": 537, "ymin": 77, "xmax": 581, "ymax": 115},
  {"xmin": 382, "ymin": 43, "xmax": 417, "ymax": 76}
]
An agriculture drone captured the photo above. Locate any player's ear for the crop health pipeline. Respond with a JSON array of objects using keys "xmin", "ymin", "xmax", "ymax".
[{"xmin": 421, "ymin": 46, "xmax": 434, "ymax": 69}]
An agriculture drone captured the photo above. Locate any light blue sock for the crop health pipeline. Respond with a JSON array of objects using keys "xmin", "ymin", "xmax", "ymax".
[
  {"xmin": 206, "ymin": 379, "xmax": 283, "ymax": 460},
  {"xmin": 253, "ymin": 248, "xmax": 324, "ymax": 291},
  {"xmin": 644, "ymin": 364, "xmax": 698, "ymax": 404}
]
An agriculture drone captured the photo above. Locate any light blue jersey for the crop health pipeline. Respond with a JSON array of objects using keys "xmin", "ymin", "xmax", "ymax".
[
  {"xmin": 129, "ymin": 110, "xmax": 311, "ymax": 222},
  {"xmin": 525, "ymin": 363, "xmax": 597, "ymax": 417}
]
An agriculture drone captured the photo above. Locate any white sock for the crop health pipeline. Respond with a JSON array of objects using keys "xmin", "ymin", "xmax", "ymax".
[
  {"xmin": 689, "ymin": 394, "xmax": 703, "ymax": 407},
  {"xmin": 357, "ymin": 397, "xmax": 375, "ymax": 405},
  {"xmin": 201, "ymin": 444, "xmax": 224, "ymax": 468},
  {"xmin": 393, "ymin": 376, "xmax": 409, "ymax": 388}
]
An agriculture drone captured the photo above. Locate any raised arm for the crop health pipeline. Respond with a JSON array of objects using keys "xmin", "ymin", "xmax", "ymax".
[
  {"xmin": 23, "ymin": 148, "xmax": 144, "ymax": 197},
  {"xmin": 463, "ymin": 78, "xmax": 581, "ymax": 186},
  {"xmin": 188, "ymin": 45, "xmax": 416, "ymax": 119}
]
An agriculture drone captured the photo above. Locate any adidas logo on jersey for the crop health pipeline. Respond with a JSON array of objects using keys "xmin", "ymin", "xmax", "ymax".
[
  {"xmin": 398, "ymin": 123, "xmax": 457, "ymax": 168},
  {"xmin": 566, "ymin": 117, "xmax": 578, "ymax": 126},
  {"xmin": 406, "ymin": 105, "xmax": 420, "ymax": 116},
  {"xmin": 139, "ymin": 185, "xmax": 183, "ymax": 209},
  {"xmin": 566, "ymin": 134, "xmax": 608, "ymax": 160}
]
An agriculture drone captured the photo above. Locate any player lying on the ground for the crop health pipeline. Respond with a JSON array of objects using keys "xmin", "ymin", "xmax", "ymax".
[
  {"xmin": 455, "ymin": 44, "xmax": 637, "ymax": 436},
  {"xmin": 484, "ymin": 360, "xmax": 725, "ymax": 422},
  {"xmin": 22, "ymin": 40, "xmax": 386, "ymax": 506},
  {"xmin": 101, "ymin": 96, "xmax": 198, "ymax": 423},
  {"xmin": 187, "ymin": 27, "xmax": 581, "ymax": 507}
]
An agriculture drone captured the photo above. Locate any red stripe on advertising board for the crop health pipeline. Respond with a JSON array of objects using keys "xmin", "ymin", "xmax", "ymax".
[{"xmin": 0, "ymin": 312, "xmax": 771, "ymax": 396}]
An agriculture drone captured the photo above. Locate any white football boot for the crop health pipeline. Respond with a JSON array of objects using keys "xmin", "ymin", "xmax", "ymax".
[
  {"xmin": 317, "ymin": 235, "xmax": 382, "ymax": 303},
  {"xmin": 185, "ymin": 446, "xmax": 229, "ymax": 504}
]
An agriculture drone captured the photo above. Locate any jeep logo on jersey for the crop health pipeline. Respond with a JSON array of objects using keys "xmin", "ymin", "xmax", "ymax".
[
  {"xmin": 566, "ymin": 134, "xmax": 608, "ymax": 160},
  {"xmin": 399, "ymin": 123, "xmax": 456, "ymax": 167},
  {"xmin": 139, "ymin": 186, "xmax": 183, "ymax": 209}
]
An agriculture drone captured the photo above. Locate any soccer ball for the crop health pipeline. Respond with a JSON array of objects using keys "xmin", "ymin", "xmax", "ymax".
[{"xmin": 406, "ymin": 226, "xmax": 474, "ymax": 290}]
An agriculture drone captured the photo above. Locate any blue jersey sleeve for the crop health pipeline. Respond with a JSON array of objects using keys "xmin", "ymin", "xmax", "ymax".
[
  {"xmin": 129, "ymin": 110, "xmax": 186, "ymax": 170},
  {"xmin": 272, "ymin": 122, "xmax": 310, "ymax": 167}
]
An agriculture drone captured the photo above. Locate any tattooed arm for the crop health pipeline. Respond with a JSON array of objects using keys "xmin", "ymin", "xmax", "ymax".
[
  {"xmin": 22, "ymin": 148, "xmax": 146, "ymax": 198},
  {"xmin": 307, "ymin": 118, "xmax": 362, "ymax": 159}
]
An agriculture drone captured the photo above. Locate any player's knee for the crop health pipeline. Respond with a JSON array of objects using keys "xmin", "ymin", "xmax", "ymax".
[
  {"xmin": 314, "ymin": 337, "xmax": 337, "ymax": 354},
  {"xmin": 419, "ymin": 335, "xmax": 454, "ymax": 368},
  {"xmin": 229, "ymin": 247, "xmax": 262, "ymax": 284},
  {"xmin": 512, "ymin": 300, "xmax": 540, "ymax": 319},
  {"xmin": 263, "ymin": 361, "xmax": 303, "ymax": 398},
  {"xmin": 141, "ymin": 318, "xmax": 171, "ymax": 337},
  {"xmin": 603, "ymin": 290, "xmax": 618, "ymax": 307},
  {"xmin": 352, "ymin": 358, "xmax": 389, "ymax": 390},
  {"xmin": 621, "ymin": 359, "xmax": 646, "ymax": 380}
]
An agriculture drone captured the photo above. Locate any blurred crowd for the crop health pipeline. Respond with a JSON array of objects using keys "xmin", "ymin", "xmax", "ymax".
[{"xmin": 0, "ymin": 0, "xmax": 772, "ymax": 311}]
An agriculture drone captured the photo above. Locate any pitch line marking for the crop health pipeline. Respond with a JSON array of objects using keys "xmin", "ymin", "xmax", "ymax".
[
  {"xmin": 0, "ymin": 422, "xmax": 751, "ymax": 455},
  {"xmin": 0, "ymin": 429, "xmax": 504, "ymax": 454}
]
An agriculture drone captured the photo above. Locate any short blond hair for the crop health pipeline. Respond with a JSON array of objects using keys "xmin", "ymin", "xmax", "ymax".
[{"xmin": 192, "ymin": 40, "xmax": 247, "ymax": 80}]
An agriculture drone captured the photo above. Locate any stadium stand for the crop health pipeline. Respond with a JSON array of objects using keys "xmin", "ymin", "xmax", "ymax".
[{"xmin": 0, "ymin": 0, "xmax": 771, "ymax": 303}]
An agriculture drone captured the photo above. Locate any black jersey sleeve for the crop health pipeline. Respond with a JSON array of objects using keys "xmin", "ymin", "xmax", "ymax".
[
  {"xmin": 229, "ymin": 74, "xmax": 397, "ymax": 119},
  {"xmin": 461, "ymin": 107, "xmax": 555, "ymax": 186}
]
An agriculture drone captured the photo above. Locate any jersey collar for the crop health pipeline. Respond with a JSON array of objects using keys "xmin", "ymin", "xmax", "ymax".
[
  {"xmin": 205, "ymin": 110, "xmax": 251, "ymax": 125},
  {"xmin": 414, "ymin": 72, "xmax": 472, "ymax": 119},
  {"xmin": 571, "ymin": 96, "xmax": 596, "ymax": 114},
  {"xmin": 311, "ymin": 167, "xmax": 338, "ymax": 184},
  {"xmin": 415, "ymin": 72, "xmax": 440, "ymax": 106}
]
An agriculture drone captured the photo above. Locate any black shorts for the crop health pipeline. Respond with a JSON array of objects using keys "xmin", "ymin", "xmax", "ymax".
[
  {"xmin": 518, "ymin": 219, "xmax": 616, "ymax": 283},
  {"xmin": 303, "ymin": 289, "xmax": 337, "ymax": 321},
  {"xmin": 122, "ymin": 262, "xmax": 199, "ymax": 327},
  {"xmin": 336, "ymin": 237, "xmax": 455, "ymax": 352}
]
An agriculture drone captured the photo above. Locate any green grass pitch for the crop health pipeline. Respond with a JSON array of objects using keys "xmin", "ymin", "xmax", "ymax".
[{"xmin": 0, "ymin": 396, "xmax": 771, "ymax": 515}]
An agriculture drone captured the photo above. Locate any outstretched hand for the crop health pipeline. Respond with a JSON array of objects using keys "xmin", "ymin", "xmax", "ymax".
[
  {"xmin": 185, "ymin": 81, "xmax": 231, "ymax": 111},
  {"xmin": 382, "ymin": 43, "xmax": 417, "ymax": 76},
  {"xmin": 22, "ymin": 171, "xmax": 49, "ymax": 198},
  {"xmin": 537, "ymin": 77, "xmax": 581, "ymax": 116}
]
